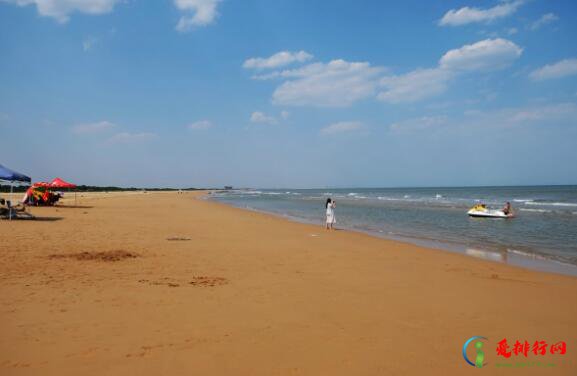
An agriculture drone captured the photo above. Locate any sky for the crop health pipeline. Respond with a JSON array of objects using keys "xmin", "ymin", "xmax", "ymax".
[{"xmin": 1, "ymin": 0, "xmax": 577, "ymax": 188}]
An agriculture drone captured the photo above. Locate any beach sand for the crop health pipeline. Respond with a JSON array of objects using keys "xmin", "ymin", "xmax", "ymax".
[{"xmin": 1, "ymin": 191, "xmax": 576, "ymax": 375}]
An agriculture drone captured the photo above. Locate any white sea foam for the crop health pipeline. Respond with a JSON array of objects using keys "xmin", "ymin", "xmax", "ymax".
[
  {"xmin": 241, "ymin": 190, "xmax": 262, "ymax": 195},
  {"xmin": 377, "ymin": 196, "xmax": 400, "ymax": 201},
  {"xmin": 507, "ymin": 248, "xmax": 549, "ymax": 261},
  {"xmin": 377, "ymin": 196, "xmax": 434, "ymax": 204},
  {"xmin": 525, "ymin": 201, "xmax": 577, "ymax": 207},
  {"xmin": 519, "ymin": 208, "xmax": 551, "ymax": 213},
  {"xmin": 506, "ymin": 248, "xmax": 574, "ymax": 267},
  {"xmin": 466, "ymin": 248, "xmax": 504, "ymax": 262},
  {"xmin": 514, "ymin": 199, "xmax": 534, "ymax": 203}
]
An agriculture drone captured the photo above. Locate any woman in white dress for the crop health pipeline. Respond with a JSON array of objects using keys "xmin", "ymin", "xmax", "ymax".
[{"xmin": 325, "ymin": 198, "xmax": 336, "ymax": 230}]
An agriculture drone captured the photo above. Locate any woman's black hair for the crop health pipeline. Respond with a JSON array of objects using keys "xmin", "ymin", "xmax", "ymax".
[{"xmin": 326, "ymin": 198, "xmax": 332, "ymax": 208}]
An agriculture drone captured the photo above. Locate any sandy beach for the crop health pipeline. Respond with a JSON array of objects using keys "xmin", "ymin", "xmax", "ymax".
[{"xmin": 1, "ymin": 191, "xmax": 576, "ymax": 375}]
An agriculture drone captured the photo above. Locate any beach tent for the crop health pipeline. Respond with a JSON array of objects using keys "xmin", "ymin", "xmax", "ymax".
[
  {"xmin": 0, "ymin": 164, "xmax": 31, "ymax": 184},
  {"xmin": 49, "ymin": 178, "xmax": 76, "ymax": 189},
  {"xmin": 26, "ymin": 183, "xmax": 51, "ymax": 204},
  {"xmin": 0, "ymin": 164, "xmax": 31, "ymax": 220},
  {"xmin": 50, "ymin": 177, "xmax": 78, "ymax": 206}
]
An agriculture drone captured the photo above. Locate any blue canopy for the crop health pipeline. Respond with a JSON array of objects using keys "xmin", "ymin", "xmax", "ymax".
[{"xmin": 0, "ymin": 164, "xmax": 31, "ymax": 183}]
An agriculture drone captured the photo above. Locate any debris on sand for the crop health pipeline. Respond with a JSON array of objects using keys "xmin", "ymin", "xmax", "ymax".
[
  {"xmin": 48, "ymin": 250, "xmax": 140, "ymax": 262},
  {"xmin": 166, "ymin": 237, "xmax": 191, "ymax": 241},
  {"xmin": 189, "ymin": 276, "xmax": 228, "ymax": 287}
]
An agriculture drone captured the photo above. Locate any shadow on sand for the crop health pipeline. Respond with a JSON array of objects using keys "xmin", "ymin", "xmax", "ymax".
[
  {"xmin": 1, "ymin": 216, "xmax": 64, "ymax": 222},
  {"xmin": 32, "ymin": 216, "xmax": 64, "ymax": 221},
  {"xmin": 54, "ymin": 205, "xmax": 94, "ymax": 209}
]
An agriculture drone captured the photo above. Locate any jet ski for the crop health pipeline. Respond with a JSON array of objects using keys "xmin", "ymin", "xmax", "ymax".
[{"xmin": 467, "ymin": 204, "xmax": 514, "ymax": 218}]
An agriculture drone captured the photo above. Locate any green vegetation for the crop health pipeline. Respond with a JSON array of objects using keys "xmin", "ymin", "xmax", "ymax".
[{"xmin": 0, "ymin": 185, "xmax": 207, "ymax": 193}]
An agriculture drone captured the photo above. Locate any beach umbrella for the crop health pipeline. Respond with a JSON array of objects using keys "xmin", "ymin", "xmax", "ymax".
[
  {"xmin": 50, "ymin": 177, "xmax": 78, "ymax": 206},
  {"xmin": 0, "ymin": 164, "xmax": 31, "ymax": 220},
  {"xmin": 30, "ymin": 182, "xmax": 51, "ymax": 203}
]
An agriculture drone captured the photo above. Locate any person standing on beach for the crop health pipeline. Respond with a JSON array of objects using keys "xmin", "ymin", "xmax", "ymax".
[{"xmin": 325, "ymin": 198, "xmax": 336, "ymax": 230}]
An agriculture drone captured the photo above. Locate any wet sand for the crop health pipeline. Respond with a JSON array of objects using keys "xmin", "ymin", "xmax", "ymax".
[{"xmin": 1, "ymin": 191, "xmax": 576, "ymax": 375}]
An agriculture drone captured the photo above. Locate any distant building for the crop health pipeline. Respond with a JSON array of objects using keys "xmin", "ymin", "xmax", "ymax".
[{"xmin": 224, "ymin": 186, "xmax": 233, "ymax": 190}]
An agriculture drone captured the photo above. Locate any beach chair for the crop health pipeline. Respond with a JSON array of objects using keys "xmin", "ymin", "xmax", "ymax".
[{"xmin": 0, "ymin": 199, "xmax": 35, "ymax": 220}]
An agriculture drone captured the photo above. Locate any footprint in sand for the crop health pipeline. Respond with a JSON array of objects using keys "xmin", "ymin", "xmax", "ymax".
[{"xmin": 138, "ymin": 277, "xmax": 228, "ymax": 288}]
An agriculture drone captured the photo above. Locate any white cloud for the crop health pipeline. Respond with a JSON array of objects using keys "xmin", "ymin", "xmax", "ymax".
[
  {"xmin": 389, "ymin": 103, "xmax": 577, "ymax": 135},
  {"xmin": 529, "ymin": 59, "xmax": 577, "ymax": 81},
  {"xmin": 82, "ymin": 36, "xmax": 98, "ymax": 52},
  {"xmin": 378, "ymin": 68, "xmax": 452, "ymax": 104},
  {"xmin": 250, "ymin": 40, "xmax": 522, "ymax": 107},
  {"xmin": 72, "ymin": 121, "xmax": 115, "ymax": 134},
  {"xmin": 509, "ymin": 103, "xmax": 577, "ymax": 123},
  {"xmin": 439, "ymin": 38, "xmax": 522, "ymax": 72},
  {"xmin": 390, "ymin": 116, "xmax": 448, "ymax": 133},
  {"xmin": 271, "ymin": 60, "xmax": 384, "ymax": 107},
  {"xmin": 250, "ymin": 72, "xmax": 282, "ymax": 80},
  {"xmin": 507, "ymin": 27, "xmax": 518, "ymax": 35},
  {"xmin": 530, "ymin": 13, "xmax": 558, "ymax": 30},
  {"xmin": 250, "ymin": 111, "xmax": 277, "ymax": 125},
  {"xmin": 3, "ymin": 0, "xmax": 120, "ymax": 23},
  {"xmin": 469, "ymin": 102, "xmax": 577, "ymax": 128},
  {"xmin": 280, "ymin": 110, "xmax": 290, "ymax": 120},
  {"xmin": 378, "ymin": 38, "xmax": 521, "ymax": 104},
  {"xmin": 439, "ymin": 0, "xmax": 524, "ymax": 26},
  {"xmin": 174, "ymin": 0, "xmax": 221, "ymax": 32},
  {"xmin": 320, "ymin": 121, "xmax": 364, "ymax": 136},
  {"xmin": 187, "ymin": 120, "xmax": 213, "ymax": 130},
  {"xmin": 243, "ymin": 51, "xmax": 313, "ymax": 69},
  {"xmin": 107, "ymin": 132, "xmax": 155, "ymax": 144}
]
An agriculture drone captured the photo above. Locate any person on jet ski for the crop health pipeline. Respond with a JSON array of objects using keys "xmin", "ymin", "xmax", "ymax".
[
  {"xmin": 502, "ymin": 202, "xmax": 512, "ymax": 215},
  {"xmin": 473, "ymin": 203, "xmax": 487, "ymax": 211}
]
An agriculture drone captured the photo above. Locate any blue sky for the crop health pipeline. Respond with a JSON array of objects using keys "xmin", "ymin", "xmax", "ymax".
[{"xmin": 1, "ymin": 0, "xmax": 576, "ymax": 188}]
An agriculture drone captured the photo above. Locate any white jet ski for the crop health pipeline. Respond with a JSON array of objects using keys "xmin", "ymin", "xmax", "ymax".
[{"xmin": 467, "ymin": 205, "xmax": 514, "ymax": 218}]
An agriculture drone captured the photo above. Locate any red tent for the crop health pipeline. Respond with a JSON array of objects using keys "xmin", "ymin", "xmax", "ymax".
[
  {"xmin": 33, "ymin": 182, "xmax": 51, "ymax": 188},
  {"xmin": 50, "ymin": 178, "xmax": 76, "ymax": 188},
  {"xmin": 49, "ymin": 178, "xmax": 78, "ymax": 206}
]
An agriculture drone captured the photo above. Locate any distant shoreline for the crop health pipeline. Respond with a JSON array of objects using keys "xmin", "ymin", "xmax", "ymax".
[
  {"xmin": 208, "ymin": 194, "xmax": 577, "ymax": 278},
  {"xmin": 209, "ymin": 186, "xmax": 577, "ymax": 277}
]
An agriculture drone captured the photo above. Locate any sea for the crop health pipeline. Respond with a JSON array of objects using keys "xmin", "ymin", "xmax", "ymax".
[{"xmin": 209, "ymin": 186, "xmax": 577, "ymax": 276}]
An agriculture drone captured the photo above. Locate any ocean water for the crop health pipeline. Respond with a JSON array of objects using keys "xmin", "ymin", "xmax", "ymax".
[{"xmin": 209, "ymin": 186, "xmax": 577, "ymax": 271}]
